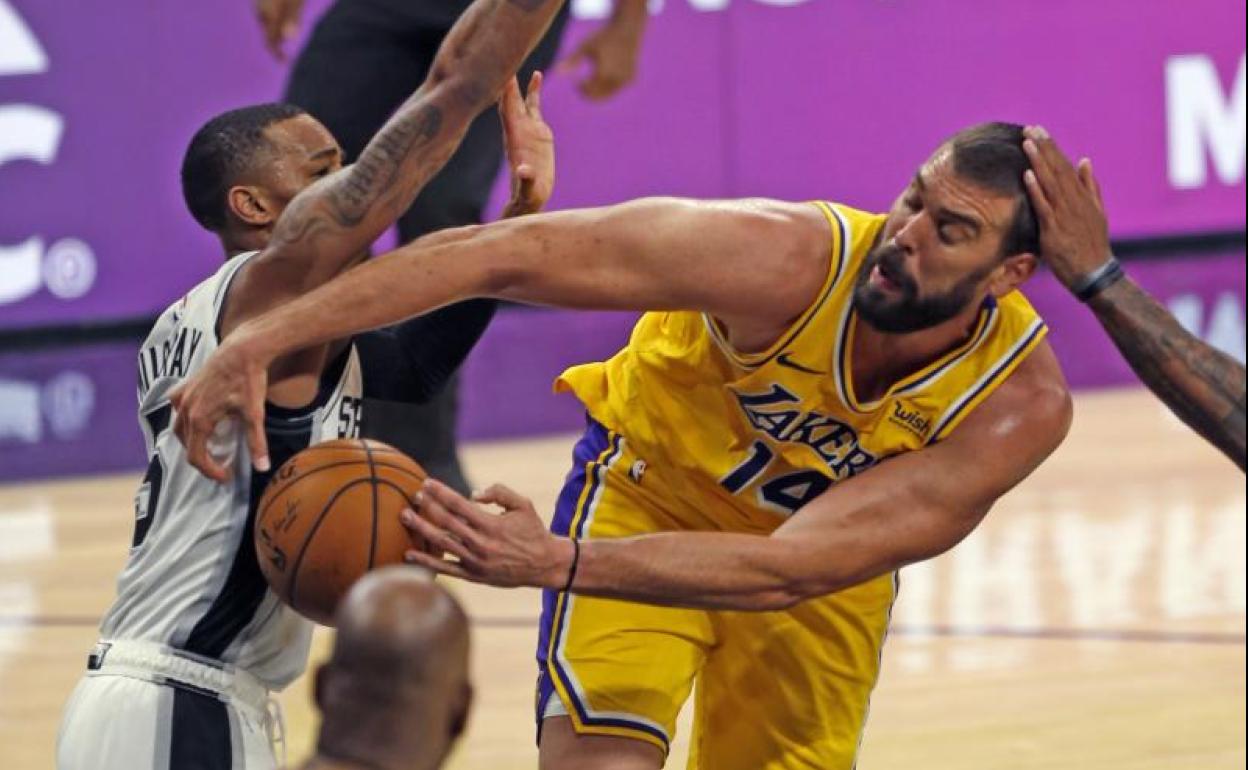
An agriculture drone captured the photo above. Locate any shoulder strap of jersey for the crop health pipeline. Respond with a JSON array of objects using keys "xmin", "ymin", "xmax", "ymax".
[
  {"xmin": 211, "ymin": 250, "xmax": 260, "ymax": 328},
  {"xmin": 927, "ymin": 292, "xmax": 1049, "ymax": 443},
  {"xmin": 701, "ymin": 201, "xmax": 851, "ymax": 369}
]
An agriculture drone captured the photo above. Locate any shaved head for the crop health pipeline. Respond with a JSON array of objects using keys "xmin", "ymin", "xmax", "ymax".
[{"xmin": 312, "ymin": 567, "xmax": 472, "ymax": 770}]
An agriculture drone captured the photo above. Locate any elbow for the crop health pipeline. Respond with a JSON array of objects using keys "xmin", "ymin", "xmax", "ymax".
[{"xmin": 471, "ymin": 219, "xmax": 554, "ymax": 299}]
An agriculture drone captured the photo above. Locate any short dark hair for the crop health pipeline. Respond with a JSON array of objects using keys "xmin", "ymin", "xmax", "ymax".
[
  {"xmin": 944, "ymin": 122, "xmax": 1038, "ymax": 258},
  {"xmin": 180, "ymin": 103, "xmax": 307, "ymax": 232}
]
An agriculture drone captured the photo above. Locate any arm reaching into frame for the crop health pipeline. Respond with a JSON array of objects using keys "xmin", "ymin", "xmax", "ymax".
[
  {"xmin": 225, "ymin": 0, "xmax": 567, "ymax": 333},
  {"xmin": 172, "ymin": 196, "xmax": 834, "ymax": 477},
  {"xmin": 1021, "ymin": 126, "xmax": 1245, "ymax": 471},
  {"xmin": 400, "ymin": 341, "xmax": 1072, "ymax": 610},
  {"xmin": 175, "ymin": 0, "xmax": 566, "ymax": 481}
]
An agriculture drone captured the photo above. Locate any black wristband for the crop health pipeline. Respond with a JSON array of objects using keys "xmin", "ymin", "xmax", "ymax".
[
  {"xmin": 1072, "ymin": 257, "xmax": 1125, "ymax": 303},
  {"xmin": 562, "ymin": 538, "xmax": 581, "ymax": 593}
]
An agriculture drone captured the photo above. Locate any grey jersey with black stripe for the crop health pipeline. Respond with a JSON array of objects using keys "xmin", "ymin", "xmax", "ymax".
[{"xmin": 98, "ymin": 252, "xmax": 364, "ymax": 690}]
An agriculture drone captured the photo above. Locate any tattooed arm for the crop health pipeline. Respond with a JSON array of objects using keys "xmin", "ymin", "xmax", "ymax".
[
  {"xmin": 1087, "ymin": 279, "xmax": 1246, "ymax": 468},
  {"xmin": 1022, "ymin": 126, "xmax": 1246, "ymax": 470},
  {"xmin": 222, "ymin": 0, "xmax": 565, "ymax": 338}
]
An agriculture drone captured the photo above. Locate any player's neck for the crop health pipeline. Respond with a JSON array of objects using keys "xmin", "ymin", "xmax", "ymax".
[
  {"xmin": 851, "ymin": 300, "xmax": 985, "ymax": 402},
  {"xmin": 220, "ymin": 226, "xmax": 271, "ymax": 260}
]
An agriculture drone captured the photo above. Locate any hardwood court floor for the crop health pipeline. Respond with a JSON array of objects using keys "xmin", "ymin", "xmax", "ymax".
[{"xmin": 0, "ymin": 387, "xmax": 1243, "ymax": 769}]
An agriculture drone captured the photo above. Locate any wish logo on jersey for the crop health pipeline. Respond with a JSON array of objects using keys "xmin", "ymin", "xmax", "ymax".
[
  {"xmin": 888, "ymin": 401, "xmax": 933, "ymax": 440},
  {"xmin": 732, "ymin": 383, "xmax": 876, "ymax": 480}
]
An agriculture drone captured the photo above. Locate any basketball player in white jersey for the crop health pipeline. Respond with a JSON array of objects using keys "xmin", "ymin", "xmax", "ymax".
[{"xmin": 55, "ymin": 2, "xmax": 563, "ymax": 768}]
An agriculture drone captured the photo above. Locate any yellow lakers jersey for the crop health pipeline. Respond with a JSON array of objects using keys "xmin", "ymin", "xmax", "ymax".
[{"xmin": 555, "ymin": 201, "xmax": 1048, "ymax": 533}]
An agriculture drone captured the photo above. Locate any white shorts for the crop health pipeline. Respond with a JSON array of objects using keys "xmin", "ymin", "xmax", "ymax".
[{"xmin": 56, "ymin": 640, "xmax": 281, "ymax": 770}]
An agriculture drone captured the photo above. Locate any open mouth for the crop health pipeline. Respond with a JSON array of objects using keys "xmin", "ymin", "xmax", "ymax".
[{"xmin": 869, "ymin": 264, "xmax": 903, "ymax": 292}]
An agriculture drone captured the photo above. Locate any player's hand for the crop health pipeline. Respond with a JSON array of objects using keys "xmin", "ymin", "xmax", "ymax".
[
  {"xmin": 400, "ymin": 479, "xmax": 572, "ymax": 590},
  {"xmin": 555, "ymin": 8, "xmax": 645, "ymax": 101},
  {"xmin": 1021, "ymin": 125, "xmax": 1114, "ymax": 291},
  {"xmin": 500, "ymin": 72, "xmax": 554, "ymax": 218},
  {"xmin": 169, "ymin": 330, "xmax": 273, "ymax": 482},
  {"xmin": 255, "ymin": 0, "xmax": 305, "ymax": 61}
]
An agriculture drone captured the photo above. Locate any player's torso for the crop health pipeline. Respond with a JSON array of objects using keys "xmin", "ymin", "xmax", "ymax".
[
  {"xmin": 102, "ymin": 252, "xmax": 365, "ymax": 689},
  {"xmin": 558, "ymin": 202, "xmax": 1048, "ymax": 534}
]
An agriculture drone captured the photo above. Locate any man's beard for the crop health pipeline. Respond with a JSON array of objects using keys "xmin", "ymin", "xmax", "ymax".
[{"xmin": 852, "ymin": 243, "xmax": 988, "ymax": 333}]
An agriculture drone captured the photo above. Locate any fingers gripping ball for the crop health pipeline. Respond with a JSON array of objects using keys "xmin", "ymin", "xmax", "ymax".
[{"xmin": 254, "ymin": 439, "xmax": 431, "ymax": 625}]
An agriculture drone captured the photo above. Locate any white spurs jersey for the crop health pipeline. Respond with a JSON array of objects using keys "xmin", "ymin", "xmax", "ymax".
[{"xmin": 99, "ymin": 252, "xmax": 365, "ymax": 690}]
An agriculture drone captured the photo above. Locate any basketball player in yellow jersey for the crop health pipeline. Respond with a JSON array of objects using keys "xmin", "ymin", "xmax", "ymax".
[{"xmin": 173, "ymin": 122, "xmax": 1074, "ymax": 769}]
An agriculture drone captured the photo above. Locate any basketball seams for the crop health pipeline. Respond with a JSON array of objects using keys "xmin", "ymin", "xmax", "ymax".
[
  {"xmin": 253, "ymin": 438, "xmax": 429, "ymax": 624},
  {"xmin": 287, "ymin": 478, "xmax": 374, "ymax": 617},
  {"xmin": 362, "ymin": 441, "xmax": 380, "ymax": 572},
  {"xmin": 372, "ymin": 479, "xmax": 424, "ymax": 559},
  {"xmin": 257, "ymin": 459, "xmax": 425, "ymax": 519}
]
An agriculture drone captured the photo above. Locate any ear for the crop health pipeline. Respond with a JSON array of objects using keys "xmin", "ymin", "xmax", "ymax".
[
  {"xmin": 988, "ymin": 252, "xmax": 1037, "ymax": 298},
  {"xmin": 226, "ymin": 185, "xmax": 276, "ymax": 228}
]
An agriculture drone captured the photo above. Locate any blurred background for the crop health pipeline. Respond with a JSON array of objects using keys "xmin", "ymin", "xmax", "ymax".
[{"xmin": 0, "ymin": 1, "xmax": 1244, "ymax": 768}]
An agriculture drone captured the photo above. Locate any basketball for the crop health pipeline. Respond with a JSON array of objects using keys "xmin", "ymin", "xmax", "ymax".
[{"xmin": 254, "ymin": 438, "xmax": 428, "ymax": 625}]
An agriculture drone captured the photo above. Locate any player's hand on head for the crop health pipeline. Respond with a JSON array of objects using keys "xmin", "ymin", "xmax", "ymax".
[
  {"xmin": 400, "ymin": 479, "xmax": 565, "ymax": 589},
  {"xmin": 1021, "ymin": 125, "xmax": 1113, "ymax": 291},
  {"xmin": 170, "ymin": 335, "xmax": 272, "ymax": 483},
  {"xmin": 500, "ymin": 72, "xmax": 555, "ymax": 217},
  {"xmin": 255, "ymin": 0, "xmax": 305, "ymax": 61}
]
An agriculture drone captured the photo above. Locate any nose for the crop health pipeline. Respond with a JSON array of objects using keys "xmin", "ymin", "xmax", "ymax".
[{"xmin": 893, "ymin": 212, "xmax": 922, "ymax": 255}]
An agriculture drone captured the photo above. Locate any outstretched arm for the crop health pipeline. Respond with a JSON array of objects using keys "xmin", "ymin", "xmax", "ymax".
[
  {"xmin": 246, "ymin": 197, "xmax": 823, "ymax": 352},
  {"xmin": 1022, "ymin": 126, "xmax": 1245, "ymax": 471},
  {"xmin": 172, "ymin": 197, "xmax": 831, "ymax": 476},
  {"xmin": 402, "ymin": 343, "xmax": 1072, "ymax": 610}
]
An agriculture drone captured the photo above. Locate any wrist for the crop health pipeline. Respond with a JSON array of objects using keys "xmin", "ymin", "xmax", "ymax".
[
  {"xmin": 1069, "ymin": 254, "xmax": 1125, "ymax": 303},
  {"xmin": 546, "ymin": 536, "xmax": 578, "ymax": 591},
  {"xmin": 502, "ymin": 199, "xmax": 540, "ymax": 219},
  {"xmin": 1085, "ymin": 272, "xmax": 1133, "ymax": 311},
  {"xmin": 234, "ymin": 319, "xmax": 280, "ymax": 368}
]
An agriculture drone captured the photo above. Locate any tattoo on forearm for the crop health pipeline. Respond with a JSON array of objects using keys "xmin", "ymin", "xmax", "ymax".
[
  {"xmin": 331, "ymin": 106, "xmax": 444, "ymax": 226},
  {"xmin": 1092, "ymin": 279, "xmax": 1247, "ymax": 469},
  {"xmin": 269, "ymin": 0, "xmax": 559, "ymax": 259}
]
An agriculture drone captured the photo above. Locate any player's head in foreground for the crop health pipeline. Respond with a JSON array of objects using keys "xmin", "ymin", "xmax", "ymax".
[
  {"xmin": 856, "ymin": 121, "xmax": 1040, "ymax": 333},
  {"xmin": 310, "ymin": 566, "xmax": 472, "ymax": 770},
  {"xmin": 180, "ymin": 103, "xmax": 342, "ymax": 254}
]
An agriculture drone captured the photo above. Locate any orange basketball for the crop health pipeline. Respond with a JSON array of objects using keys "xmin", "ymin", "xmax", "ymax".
[{"xmin": 254, "ymin": 438, "xmax": 428, "ymax": 625}]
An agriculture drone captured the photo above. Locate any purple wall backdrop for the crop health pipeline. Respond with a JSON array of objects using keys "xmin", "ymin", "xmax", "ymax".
[
  {"xmin": 1, "ymin": 253, "xmax": 1243, "ymax": 482},
  {"xmin": 1, "ymin": 0, "xmax": 1244, "ymax": 330}
]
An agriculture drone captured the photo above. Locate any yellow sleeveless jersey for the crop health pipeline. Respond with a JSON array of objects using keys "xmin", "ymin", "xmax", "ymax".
[{"xmin": 555, "ymin": 201, "xmax": 1048, "ymax": 533}]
